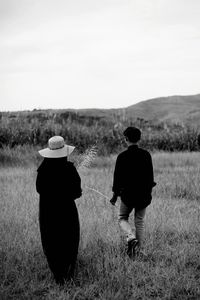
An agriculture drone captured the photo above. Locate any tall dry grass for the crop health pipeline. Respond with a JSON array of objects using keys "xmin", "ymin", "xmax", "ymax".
[{"xmin": 0, "ymin": 151, "xmax": 200, "ymax": 299}]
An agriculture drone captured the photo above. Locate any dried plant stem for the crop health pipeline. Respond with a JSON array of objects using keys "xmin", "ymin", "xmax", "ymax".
[
  {"xmin": 76, "ymin": 144, "xmax": 111, "ymax": 201},
  {"xmin": 85, "ymin": 185, "xmax": 110, "ymax": 200},
  {"xmin": 77, "ymin": 144, "xmax": 98, "ymax": 170}
]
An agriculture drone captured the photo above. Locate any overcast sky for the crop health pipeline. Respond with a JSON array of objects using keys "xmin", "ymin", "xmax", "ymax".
[{"xmin": 0, "ymin": 0, "xmax": 200, "ymax": 111}]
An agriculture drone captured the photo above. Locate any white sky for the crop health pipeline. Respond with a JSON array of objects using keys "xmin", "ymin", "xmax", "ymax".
[{"xmin": 0, "ymin": 0, "xmax": 200, "ymax": 111}]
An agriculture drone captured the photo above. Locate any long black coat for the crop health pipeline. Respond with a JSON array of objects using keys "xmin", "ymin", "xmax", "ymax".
[
  {"xmin": 112, "ymin": 145, "xmax": 156, "ymax": 209},
  {"xmin": 36, "ymin": 157, "xmax": 82, "ymax": 284}
]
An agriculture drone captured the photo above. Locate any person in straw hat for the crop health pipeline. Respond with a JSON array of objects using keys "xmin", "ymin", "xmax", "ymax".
[{"xmin": 36, "ymin": 136, "xmax": 82, "ymax": 284}]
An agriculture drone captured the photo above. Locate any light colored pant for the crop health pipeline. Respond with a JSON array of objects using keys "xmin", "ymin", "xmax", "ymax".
[{"xmin": 119, "ymin": 201, "xmax": 146, "ymax": 246}]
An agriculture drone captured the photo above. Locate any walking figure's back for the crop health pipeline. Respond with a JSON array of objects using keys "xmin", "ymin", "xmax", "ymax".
[
  {"xmin": 36, "ymin": 136, "xmax": 82, "ymax": 284},
  {"xmin": 110, "ymin": 127, "xmax": 156, "ymax": 259}
]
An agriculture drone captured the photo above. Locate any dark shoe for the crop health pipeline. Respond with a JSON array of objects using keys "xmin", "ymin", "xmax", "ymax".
[{"xmin": 127, "ymin": 238, "xmax": 139, "ymax": 259}]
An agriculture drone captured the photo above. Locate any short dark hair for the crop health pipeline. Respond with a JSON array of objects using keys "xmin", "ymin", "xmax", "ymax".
[{"xmin": 123, "ymin": 127, "xmax": 141, "ymax": 143}]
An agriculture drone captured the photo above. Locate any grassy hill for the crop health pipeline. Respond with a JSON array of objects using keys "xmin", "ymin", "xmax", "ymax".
[
  {"xmin": 124, "ymin": 94, "xmax": 200, "ymax": 126},
  {"xmin": 2, "ymin": 93, "xmax": 200, "ymax": 127},
  {"xmin": 73, "ymin": 93, "xmax": 200, "ymax": 126}
]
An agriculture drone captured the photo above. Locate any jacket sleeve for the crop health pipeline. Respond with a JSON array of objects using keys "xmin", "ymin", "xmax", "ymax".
[
  {"xmin": 36, "ymin": 170, "xmax": 49, "ymax": 195},
  {"xmin": 112, "ymin": 155, "xmax": 124, "ymax": 196},
  {"xmin": 36, "ymin": 171, "xmax": 43, "ymax": 194},
  {"xmin": 70, "ymin": 164, "xmax": 82, "ymax": 199},
  {"xmin": 146, "ymin": 152, "xmax": 156, "ymax": 189}
]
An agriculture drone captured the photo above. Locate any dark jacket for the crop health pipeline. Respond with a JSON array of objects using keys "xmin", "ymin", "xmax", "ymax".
[{"xmin": 112, "ymin": 145, "xmax": 156, "ymax": 209}]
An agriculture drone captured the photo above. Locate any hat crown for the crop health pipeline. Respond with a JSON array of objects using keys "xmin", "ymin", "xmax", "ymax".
[{"xmin": 48, "ymin": 136, "xmax": 65, "ymax": 150}]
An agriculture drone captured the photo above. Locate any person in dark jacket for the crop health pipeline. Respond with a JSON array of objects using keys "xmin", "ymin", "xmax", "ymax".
[
  {"xmin": 36, "ymin": 136, "xmax": 82, "ymax": 284},
  {"xmin": 110, "ymin": 127, "xmax": 156, "ymax": 259}
]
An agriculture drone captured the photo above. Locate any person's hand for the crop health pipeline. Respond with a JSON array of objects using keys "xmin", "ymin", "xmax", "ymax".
[{"xmin": 110, "ymin": 194, "xmax": 117, "ymax": 206}]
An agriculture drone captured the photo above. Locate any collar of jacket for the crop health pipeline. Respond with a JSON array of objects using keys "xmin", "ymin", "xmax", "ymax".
[{"xmin": 128, "ymin": 144, "xmax": 138, "ymax": 150}]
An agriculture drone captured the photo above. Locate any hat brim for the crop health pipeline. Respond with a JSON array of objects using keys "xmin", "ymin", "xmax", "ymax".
[{"xmin": 38, "ymin": 145, "xmax": 75, "ymax": 158}]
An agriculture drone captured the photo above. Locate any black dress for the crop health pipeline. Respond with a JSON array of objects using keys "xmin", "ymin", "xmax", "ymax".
[{"xmin": 36, "ymin": 157, "xmax": 82, "ymax": 284}]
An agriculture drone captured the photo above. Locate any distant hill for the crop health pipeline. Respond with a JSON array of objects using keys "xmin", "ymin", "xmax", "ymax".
[
  {"xmin": 124, "ymin": 94, "xmax": 200, "ymax": 126},
  {"xmin": 2, "ymin": 93, "xmax": 200, "ymax": 127},
  {"xmin": 56, "ymin": 93, "xmax": 200, "ymax": 127},
  {"xmin": 72, "ymin": 93, "xmax": 200, "ymax": 127}
]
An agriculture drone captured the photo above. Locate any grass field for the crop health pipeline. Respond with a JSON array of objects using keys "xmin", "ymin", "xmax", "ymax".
[{"xmin": 0, "ymin": 151, "xmax": 200, "ymax": 299}]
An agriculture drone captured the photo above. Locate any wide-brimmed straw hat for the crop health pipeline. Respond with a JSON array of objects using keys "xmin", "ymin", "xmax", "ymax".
[{"xmin": 38, "ymin": 136, "xmax": 75, "ymax": 158}]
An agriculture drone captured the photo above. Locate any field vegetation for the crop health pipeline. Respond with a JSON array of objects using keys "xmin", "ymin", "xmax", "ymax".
[
  {"xmin": 0, "ymin": 148, "xmax": 200, "ymax": 299},
  {"xmin": 0, "ymin": 109, "xmax": 200, "ymax": 155},
  {"xmin": 1, "ymin": 107, "xmax": 200, "ymax": 298}
]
